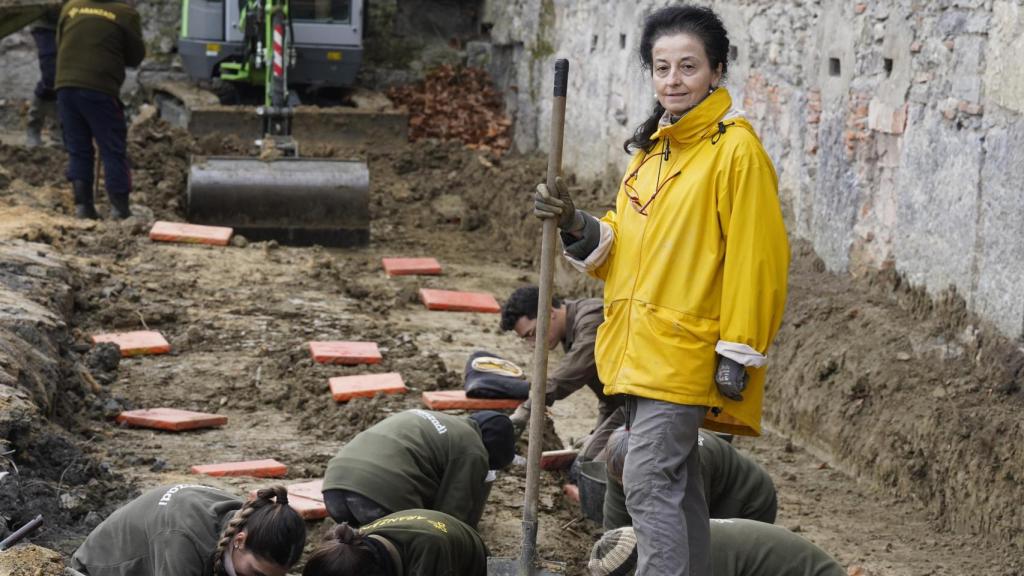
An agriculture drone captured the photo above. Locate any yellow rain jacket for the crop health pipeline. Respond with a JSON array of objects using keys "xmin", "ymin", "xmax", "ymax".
[{"xmin": 573, "ymin": 88, "xmax": 789, "ymax": 436}]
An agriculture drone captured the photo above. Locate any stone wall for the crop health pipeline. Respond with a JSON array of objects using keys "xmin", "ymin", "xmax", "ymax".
[
  {"xmin": 480, "ymin": 0, "xmax": 1024, "ymax": 341},
  {"xmin": 4, "ymin": 0, "xmax": 1022, "ymax": 339}
]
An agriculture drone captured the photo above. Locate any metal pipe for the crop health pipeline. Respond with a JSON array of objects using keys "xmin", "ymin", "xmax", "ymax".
[
  {"xmin": 519, "ymin": 58, "xmax": 569, "ymax": 576},
  {"xmin": 0, "ymin": 514, "xmax": 43, "ymax": 551}
]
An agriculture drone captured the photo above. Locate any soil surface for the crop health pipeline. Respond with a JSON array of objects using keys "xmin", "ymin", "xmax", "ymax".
[{"xmin": 0, "ymin": 113, "xmax": 1021, "ymax": 576}]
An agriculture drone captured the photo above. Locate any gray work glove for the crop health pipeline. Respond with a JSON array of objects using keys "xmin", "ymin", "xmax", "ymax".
[
  {"xmin": 509, "ymin": 404, "xmax": 530, "ymax": 439},
  {"xmin": 714, "ymin": 355, "xmax": 748, "ymax": 401},
  {"xmin": 534, "ymin": 176, "xmax": 583, "ymax": 233}
]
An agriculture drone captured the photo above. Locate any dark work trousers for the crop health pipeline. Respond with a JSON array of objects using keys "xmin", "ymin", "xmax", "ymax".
[
  {"xmin": 623, "ymin": 396, "xmax": 710, "ymax": 576},
  {"xmin": 322, "ymin": 489, "xmax": 392, "ymax": 528},
  {"xmin": 28, "ymin": 28, "xmax": 59, "ymax": 135},
  {"xmin": 31, "ymin": 28, "xmax": 56, "ymax": 99},
  {"xmin": 57, "ymin": 87, "xmax": 132, "ymax": 200}
]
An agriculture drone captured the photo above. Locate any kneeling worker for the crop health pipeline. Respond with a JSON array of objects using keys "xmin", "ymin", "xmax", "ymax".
[
  {"xmin": 71, "ymin": 484, "xmax": 306, "ymax": 575},
  {"xmin": 303, "ymin": 509, "xmax": 488, "ymax": 576},
  {"xmin": 603, "ymin": 426, "xmax": 777, "ymax": 529},
  {"xmin": 500, "ymin": 286, "xmax": 623, "ymax": 433},
  {"xmin": 589, "ymin": 521, "xmax": 847, "ymax": 576},
  {"xmin": 321, "ymin": 409, "xmax": 515, "ymax": 528}
]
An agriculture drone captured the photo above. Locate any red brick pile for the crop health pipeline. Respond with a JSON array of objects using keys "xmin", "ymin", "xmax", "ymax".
[{"xmin": 388, "ymin": 65, "xmax": 512, "ymax": 154}]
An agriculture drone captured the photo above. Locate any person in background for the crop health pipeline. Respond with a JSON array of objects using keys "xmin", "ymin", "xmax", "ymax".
[
  {"xmin": 500, "ymin": 286, "xmax": 622, "ymax": 434},
  {"xmin": 55, "ymin": 0, "xmax": 145, "ymax": 219},
  {"xmin": 26, "ymin": 6, "xmax": 62, "ymax": 148}
]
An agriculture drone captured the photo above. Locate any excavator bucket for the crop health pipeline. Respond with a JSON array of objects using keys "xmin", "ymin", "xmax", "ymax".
[
  {"xmin": 187, "ymin": 156, "xmax": 370, "ymax": 247},
  {"xmin": 154, "ymin": 81, "xmax": 407, "ymax": 149}
]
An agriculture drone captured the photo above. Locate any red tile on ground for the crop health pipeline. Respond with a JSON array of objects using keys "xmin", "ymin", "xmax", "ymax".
[
  {"xmin": 286, "ymin": 494, "xmax": 328, "ymax": 520},
  {"xmin": 421, "ymin": 390, "xmax": 523, "ymax": 410},
  {"xmin": 285, "ymin": 479, "xmax": 324, "ymax": 502},
  {"xmin": 419, "ymin": 289, "xmax": 500, "ymax": 313},
  {"xmin": 309, "ymin": 341, "xmax": 382, "ymax": 365},
  {"xmin": 329, "ymin": 372, "xmax": 407, "ymax": 402},
  {"xmin": 116, "ymin": 408, "xmax": 227, "ymax": 432},
  {"xmin": 91, "ymin": 331, "xmax": 171, "ymax": 357},
  {"xmin": 540, "ymin": 449, "xmax": 579, "ymax": 471},
  {"xmin": 249, "ymin": 481, "xmax": 327, "ymax": 519},
  {"xmin": 191, "ymin": 459, "xmax": 287, "ymax": 478},
  {"xmin": 149, "ymin": 221, "xmax": 233, "ymax": 246},
  {"xmin": 563, "ymin": 483, "xmax": 580, "ymax": 504},
  {"xmin": 382, "ymin": 257, "xmax": 443, "ymax": 277}
]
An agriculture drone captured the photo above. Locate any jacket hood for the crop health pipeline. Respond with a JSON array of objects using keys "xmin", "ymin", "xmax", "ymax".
[{"xmin": 651, "ymin": 88, "xmax": 753, "ymax": 147}]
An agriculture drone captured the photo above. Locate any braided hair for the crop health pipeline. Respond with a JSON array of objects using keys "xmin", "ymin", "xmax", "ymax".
[
  {"xmin": 212, "ymin": 486, "xmax": 306, "ymax": 575},
  {"xmin": 302, "ymin": 523, "xmax": 389, "ymax": 576}
]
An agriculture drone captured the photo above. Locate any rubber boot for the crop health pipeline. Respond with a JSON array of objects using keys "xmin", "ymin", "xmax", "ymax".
[
  {"xmin": 108, "ymin": 192, "xmax": 132, "ymax": 220},
  {"xmin": 72, "ymin": 180, "xmax": 98, "ymax": 220},
  {"xmin": 25, "ymin": 126, "xmax": 42, "ymax": 148},
  {"xmin": 26, "ymin": 96, "xmax": 44, "ymax": 148}
]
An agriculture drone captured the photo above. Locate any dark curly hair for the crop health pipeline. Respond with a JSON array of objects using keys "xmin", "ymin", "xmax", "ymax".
[
  {"xmin": 623, "ymin": 5, "xmax": 731, "ymax": 153},
  {"xmin": 303, "ymin": 523, "xmax": 388, "ymax": 576},
  {"xmin": 500, "ymin": 286, "xmax": 563, "ymax": 332}
]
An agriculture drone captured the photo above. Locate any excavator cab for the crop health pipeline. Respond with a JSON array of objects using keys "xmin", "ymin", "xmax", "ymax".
[
  {"xmin": 178, "ymin": 0, "xmax": 363, "ymax": 90},
  {"xmin": 174, "ymin": 0, "xmax": 375, "ymax": 247}
]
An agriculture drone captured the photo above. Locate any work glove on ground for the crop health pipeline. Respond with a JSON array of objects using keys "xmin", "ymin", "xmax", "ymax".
[
  {"xmin": 534, "ymin": 176, "xmax": 584, "ymax": 233},
  {"xmin": 714, "ymin": 355, "xmax": 748, "ymax": 401}
]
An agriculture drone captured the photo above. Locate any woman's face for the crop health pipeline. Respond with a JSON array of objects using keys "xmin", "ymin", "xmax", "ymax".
[{"xmin": 650, "ymin": 32, "xmax": 723, "ymax": 116}]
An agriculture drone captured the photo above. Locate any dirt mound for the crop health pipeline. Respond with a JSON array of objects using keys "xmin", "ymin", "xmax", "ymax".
[
  {"xmin": 387, "ymin": 65, "xmax": 512, "ymax": 154},
  {"xmin": 0, "ymin": 544, "xmax": 65, "ymax": 576},
  {"xmin": 0, "ymin": 144, "xmax": 66, "ymax": 189},
  {"xmin": 766, "ymin": 240, "xmax": 1024, "ymax": 548},
  {"xmin": 369, "ymin": 138, "xmax": 547, "ymax": 265},
  {"xmin": 127, "ymin": 118, "xmax": 194, "ymax": 220}
]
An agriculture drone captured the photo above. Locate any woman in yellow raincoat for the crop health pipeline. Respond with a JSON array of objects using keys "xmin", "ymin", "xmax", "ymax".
[{"xmin": 534, "ymin": 6, "xmax": 789, "ymax": 576}]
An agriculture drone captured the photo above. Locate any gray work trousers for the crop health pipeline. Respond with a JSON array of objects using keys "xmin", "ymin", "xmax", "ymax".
[{"xmin": 623, "ymin": 396, "xmax": 710, "ymax": 576}]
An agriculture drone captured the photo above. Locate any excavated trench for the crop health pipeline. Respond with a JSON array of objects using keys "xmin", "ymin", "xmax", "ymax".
[{"xmin": 0, "ymin": 109, "xmax": 1022, "ymax": 574}]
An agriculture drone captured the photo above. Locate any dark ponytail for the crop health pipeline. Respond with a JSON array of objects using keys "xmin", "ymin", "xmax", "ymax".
[
  {"xmin": 623, "ymin": 5, "xmax": 731, "ymax": 153},
  {"xmin": 213, "ymin": 486, "xmax": 306, "ymax": 574},
  {"xmin": 303, "ymin": 523, "xmax": 389, "ymax": 576}
]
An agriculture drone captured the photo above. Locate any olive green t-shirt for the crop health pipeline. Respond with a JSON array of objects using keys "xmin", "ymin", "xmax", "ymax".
[
  {"xmin": 56, "ymin": 0, "xmax": 145, "ymax": 97},
  {"xmin": 699, "ymin": 431, "xmax": 777, "ymax": 523},
  {"xmin": 710, "ymin": 519, "xmax": 847, "ymax": 576},
  {"xmin": 360, "ymin": 509, "xmax": 488, "ymax": 576},
  {"xmin": 71, "ymin": 484, "xmax": 241, "ymax": 576},
  {"xmin": 602, "ymin": 431, "xmax": 777, "ymax": 529},
  {"xmin": 323, "ymin": 409, "xmax": 490, "ymax": 525}
]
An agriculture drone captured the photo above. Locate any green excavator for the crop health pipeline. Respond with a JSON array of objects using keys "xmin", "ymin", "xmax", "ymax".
[
  {"xmin": 175, "ymin": 0, "xmax": 379, "ymax": 247},
  {"xmin": 2, "ymin": 0, "xmax": 398, "ymax": 246}
]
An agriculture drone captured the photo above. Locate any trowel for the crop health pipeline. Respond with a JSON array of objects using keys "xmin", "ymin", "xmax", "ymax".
[{"xmin": 487, "ymin": 59, "xmax": 570, "ymax": 576}]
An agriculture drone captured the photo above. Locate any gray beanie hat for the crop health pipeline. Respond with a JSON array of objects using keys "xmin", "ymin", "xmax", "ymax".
[{"xmin": 587, "ymin": 527, "xmax": 637, "ymax": 576}]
